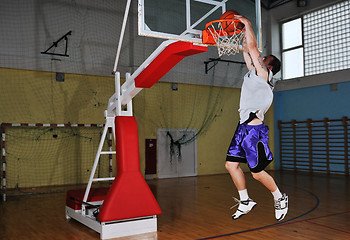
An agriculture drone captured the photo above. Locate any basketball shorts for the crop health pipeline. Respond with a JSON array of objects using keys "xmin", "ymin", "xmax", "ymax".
[{"xmin": 226, "ymin": 123, "xmax": 273, "ymax": 173}]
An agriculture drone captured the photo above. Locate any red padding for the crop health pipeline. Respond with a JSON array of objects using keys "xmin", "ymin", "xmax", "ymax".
[
  {"xmin": 97, "ymin": 116, "xmax": 161, "ymax": 222},
  {"xmin": 134, "ymin": 41, "xmax": 207, "ymax": 88},
  {"xmin": 66, "ymin": 188, "xmax": 109, "ymax": 210}
]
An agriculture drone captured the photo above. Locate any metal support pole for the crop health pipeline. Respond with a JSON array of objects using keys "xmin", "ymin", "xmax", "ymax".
[{"xmin": 113, "ymin": 0, "xmax": 132, "ymax": 73}]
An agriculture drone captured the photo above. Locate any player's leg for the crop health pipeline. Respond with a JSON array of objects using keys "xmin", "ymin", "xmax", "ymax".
[
  {"xmin": 225, "ymin": 123, "xmax": 256, "ymax": 220},
  {"xmin": 243, "ymin": 124, "xmax": 289, "ymax": 221},
  {"xmin": 225, "ymin": 161, "xmax": 246, "ymax": 191},
  {"xmin": 251, "ymin": 171, "xmax": 288, "ymax": 221},
  {"xmin": 226, "ymin": 123, "xmax": 248, "ymax": 191},
  {"xmin": 251, "ymin": 170, "xmax": 278, "ymax": 192},
  {"xmin": 225, "ymin": 161, "xmax": 257, "ymax": 219}
]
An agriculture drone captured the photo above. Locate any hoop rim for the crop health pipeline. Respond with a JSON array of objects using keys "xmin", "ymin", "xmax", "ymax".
[
  {"xmin": 202, "ymin": 18, "xmax": 245, "ymax": 56},
  {"xmin": 204, "ymin": 19, "xmax": 245, "ymax": 35},
  {"xmin": 202, "ymin": 19, "xmax": 245, "ymax": 45}
]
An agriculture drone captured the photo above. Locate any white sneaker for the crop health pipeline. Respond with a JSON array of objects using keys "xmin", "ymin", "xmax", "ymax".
[
  {"xmin": 274, "ymin": 193, "xmax": 288, "ymax": 221},
  {"xmin": 231, "ymin": 197, "xmax": 257, "ymax": 220}
]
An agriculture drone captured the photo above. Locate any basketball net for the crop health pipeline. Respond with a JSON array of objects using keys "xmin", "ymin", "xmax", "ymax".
[{"xmin": 205, "ymin": 20, "xmax": 245, "ymax": 57}]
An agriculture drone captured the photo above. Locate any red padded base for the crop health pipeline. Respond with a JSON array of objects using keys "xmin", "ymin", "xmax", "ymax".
[
  {"xmin": 97, "ymin": 116, "xmax": 162, "ymax": 222},
  {"xmin": 66, "ymin": 188, "xmax": 109, "ymax": 210}
]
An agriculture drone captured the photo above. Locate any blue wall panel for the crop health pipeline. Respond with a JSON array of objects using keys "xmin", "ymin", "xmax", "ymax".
[{"xmin": 273, "ymin": 81, "xmax": 350, "ymax": 169}]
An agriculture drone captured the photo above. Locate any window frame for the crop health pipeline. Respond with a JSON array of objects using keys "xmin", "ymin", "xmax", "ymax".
[
  {"xmin": 280, "ymin": 17, "xmax": 305, "ymax": 80},
  {"xmin": 280, "ymin": 0, "xmax": 350, "ymax": 80}
]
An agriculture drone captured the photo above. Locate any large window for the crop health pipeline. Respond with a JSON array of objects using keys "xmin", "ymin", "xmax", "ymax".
[
  {"xmin": 282, "ymin": 18, "xmax": 304, "ymax": 79},
  {"xmin": 282, "ymin": 0, "xmax": 350, "ymax": 79}
]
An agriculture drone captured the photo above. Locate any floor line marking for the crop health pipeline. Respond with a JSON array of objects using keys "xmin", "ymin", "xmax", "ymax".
[
  {"xmin": 305, "ymin": 219, "xmax": 350, "ymax": 235},
  {"xmin": 197, "ymin": 185, "xmax": 320, "ymax": 240}
]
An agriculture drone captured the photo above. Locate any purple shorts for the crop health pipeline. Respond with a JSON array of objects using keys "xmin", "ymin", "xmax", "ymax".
[{"xmin": 226, "ymin": 123, "xmax": 273, "ymax": 173}]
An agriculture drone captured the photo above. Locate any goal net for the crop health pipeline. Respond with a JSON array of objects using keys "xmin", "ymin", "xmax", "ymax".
[{"xmin": 1, "ymin": 123, "xmax": 113, "ymax": 200}]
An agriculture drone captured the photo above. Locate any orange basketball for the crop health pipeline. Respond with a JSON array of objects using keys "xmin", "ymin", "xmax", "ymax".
[{"xmin": 220, "ymin": 10, "xmax": 244, "ymax": 33}]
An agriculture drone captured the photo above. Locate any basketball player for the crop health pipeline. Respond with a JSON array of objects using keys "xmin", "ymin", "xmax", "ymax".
[{"xmin": 224, "ymin": 14, "xmax": 288, "ymax": 221}]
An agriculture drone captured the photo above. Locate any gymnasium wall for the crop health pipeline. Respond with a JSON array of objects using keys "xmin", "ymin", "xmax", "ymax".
[
  {"xmin": 0, "ymin": 67, "xmax": 274, "ymax": 188},
  {"xmin": 0, "ymin": 68, "xmax": 115, "ymax": 188},
  {"xmin": 0, "ymin": 0, "xmax": 280, "ymax": 191},
  {"xmin": 0, "ymin": 68, "xmax": 114, "ymax": 124}
]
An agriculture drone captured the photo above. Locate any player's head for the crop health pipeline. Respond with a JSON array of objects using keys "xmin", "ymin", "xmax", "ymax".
[{"xmin": 263, "ymin": 55, "xmax": 281, "ymax": 75}]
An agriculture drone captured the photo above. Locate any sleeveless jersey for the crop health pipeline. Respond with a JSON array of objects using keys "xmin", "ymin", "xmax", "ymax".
[{"xmin": 239, "ymin": 69, "xmax": 274, "ymax": 124}]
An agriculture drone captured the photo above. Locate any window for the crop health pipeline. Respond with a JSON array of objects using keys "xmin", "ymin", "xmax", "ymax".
[
  {"xmin": 282, "ymin": 47, "xmax": 304, "ymax": 79},
  {"xmin": 281, "ymin": 0, "xmax": 350, "ymax": 80},
  {"xmin": 282, "ymin": 18, "xmax": 303, "ymax": 79}
]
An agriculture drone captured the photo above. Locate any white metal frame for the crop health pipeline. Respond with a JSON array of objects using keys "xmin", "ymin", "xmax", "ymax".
[
  {"xmin": 138, "ymin": 0, "xmax": 263, "ymax": 51},
  {"xmin": 138, "ymin": 0, "xmax": 227, "ymax": 44},
  {"xmin": 256, "ymin": 0, "xmax": 262, "ymax": 52},
  {"xmin": 66, "ymin": 206, "xmax": 157, "ymax": 240},
  {"xmin": 67, "ymin": 0, "xmax": 218, "ymax": 236},
  {"xmin": 66, "ymin": 70, "xmax": 159, "ymax": 237},
  {"xmin": 81, "ymin": 23, "xmax": 178, "ymax": 223},
  {"xmin": 66, "ymin": 1, "xmax": 174, "ymax": 238},
  {"xmin": 108, "ymin": 39, "xmax": 178, "ymax": 111},
  {"xmin": 66, "ymin": 69, "xmax": 158, "ymax": 239}
]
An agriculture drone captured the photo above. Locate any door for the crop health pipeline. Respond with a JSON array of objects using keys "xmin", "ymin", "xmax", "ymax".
[{"xmin": 145, "ymin": 139, "xmax": 157, "ymax": 175}]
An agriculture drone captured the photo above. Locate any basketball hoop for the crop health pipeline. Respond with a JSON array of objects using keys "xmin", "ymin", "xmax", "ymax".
[{"xmin": 202, "ymin": 19, "xmax": 245, "ymax": 57}]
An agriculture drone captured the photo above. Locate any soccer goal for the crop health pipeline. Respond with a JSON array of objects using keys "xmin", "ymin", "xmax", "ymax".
[{"xmin": 1, "ymin": 123, "xmax": 114, "ymax": 201}]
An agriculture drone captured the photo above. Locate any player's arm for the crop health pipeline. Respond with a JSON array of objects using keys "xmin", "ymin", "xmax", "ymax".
[
  {"xmin": 235, "ymin": 15, "xmax": 269, "ymax": 82},
  {"xmin": 242, "ymin": 37, "xmax": 254, "ymax": 71}
]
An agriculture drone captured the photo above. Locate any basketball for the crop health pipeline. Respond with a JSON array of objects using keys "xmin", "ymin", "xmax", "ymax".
[{"xmin": 220, "ymin": 10, "xmax": 244, "ymax": 33}]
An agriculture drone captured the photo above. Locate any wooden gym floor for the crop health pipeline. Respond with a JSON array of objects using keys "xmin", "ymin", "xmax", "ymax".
[{"xmin": 1, "ymin": 171, "xmax": 349, "ymax": 240}]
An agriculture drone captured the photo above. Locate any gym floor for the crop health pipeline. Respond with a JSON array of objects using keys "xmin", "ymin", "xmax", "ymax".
[{"xmin": 1, "ymin": 171, "xmax": 349, "ymax": 239}]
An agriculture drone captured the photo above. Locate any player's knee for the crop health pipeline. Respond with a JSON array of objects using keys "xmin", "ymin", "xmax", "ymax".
[
  {"xmin": 225, "ymin": 161, "xmax": 231, "ymax": 170},
  {"xmin": 225, "ymin": 161, "xmax": 238, "ymax": 171},
  {"xmin": 251, "ymin": 171, "xmax": 263, "ymax": 181}
]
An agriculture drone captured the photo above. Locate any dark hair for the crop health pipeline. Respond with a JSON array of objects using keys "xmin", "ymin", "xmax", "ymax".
[{"xmin": 267, "ymin": 55, "xmax": 281, "ymax": 75}]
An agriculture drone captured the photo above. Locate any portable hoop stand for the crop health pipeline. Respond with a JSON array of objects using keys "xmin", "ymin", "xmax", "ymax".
[{"xmin": 65, "ymin": 40, "xmax": 207, "ymax": 239}]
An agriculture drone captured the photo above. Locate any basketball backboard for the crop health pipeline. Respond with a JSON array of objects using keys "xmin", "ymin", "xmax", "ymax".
[{"xmin": 138, "ymin": 0, "xmax": 262, "ymax": 50}]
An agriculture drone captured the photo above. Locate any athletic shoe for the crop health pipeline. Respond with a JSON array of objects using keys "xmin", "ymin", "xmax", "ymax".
[
  {"xmin": 231, "ymin": 197, "xmax": 257, "ymax": 220},
  {"xmin": 274, "ymin": 193, "xmax": 288, "ymax": 221}
]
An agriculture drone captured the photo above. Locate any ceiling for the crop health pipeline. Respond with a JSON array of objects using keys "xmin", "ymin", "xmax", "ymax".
[{"xmin": 259, "ymin": 0, "xmax": 294, "ymax": 10}]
